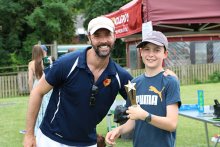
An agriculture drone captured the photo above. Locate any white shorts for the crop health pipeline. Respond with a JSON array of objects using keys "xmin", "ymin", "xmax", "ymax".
[{"xmin": 36, "ymin": 129, "xmax": 97, "ymax": 147}]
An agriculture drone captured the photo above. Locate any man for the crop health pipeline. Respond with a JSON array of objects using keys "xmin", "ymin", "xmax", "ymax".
[{"xmin": 23, "ymin": 16, "xmax": 133, "ymax": 147}]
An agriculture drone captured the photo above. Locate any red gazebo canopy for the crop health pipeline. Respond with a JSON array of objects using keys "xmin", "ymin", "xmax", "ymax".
[{"xmin": 105, "ymin": 0, "xmax": 220, "ymax": 39}]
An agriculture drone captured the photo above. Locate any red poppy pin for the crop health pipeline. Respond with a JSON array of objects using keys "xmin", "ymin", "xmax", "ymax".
[{"xmin": 103, "ymin": 78, "xmax": 111, "ymax": 87}]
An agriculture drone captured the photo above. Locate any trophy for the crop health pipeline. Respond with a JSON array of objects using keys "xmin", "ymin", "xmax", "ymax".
[{"xmin": 124, "ymin": 80, "xmax": 137, "ymax": 106}]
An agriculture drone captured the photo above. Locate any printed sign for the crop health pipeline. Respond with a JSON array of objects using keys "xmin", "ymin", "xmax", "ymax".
[{"xmin": 105, "ymin": 0, "xmax": 142, "ymax": 38}]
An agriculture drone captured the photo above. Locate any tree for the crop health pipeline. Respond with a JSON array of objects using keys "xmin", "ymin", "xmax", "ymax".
[
  {"xmin": 0, "ymin": 0, "xmax": 131, "ymax": 67},
  {"xmin": 0, "ymin": 0, "xmax": 77, "ymax": 65}
]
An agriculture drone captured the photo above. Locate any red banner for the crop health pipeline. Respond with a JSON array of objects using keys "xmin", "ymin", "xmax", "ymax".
[{"xmin": 105, "ymin": 0, "xmax": 142, "ymax": 38}]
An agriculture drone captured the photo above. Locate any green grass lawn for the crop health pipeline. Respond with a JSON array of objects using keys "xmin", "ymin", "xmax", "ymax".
[
  {"xmin": 0, "ymin": 96, "xmax": 28, "ymax": 147},
  {"xmin": 1, "ymin": 83, "xmax": 220, "ymax": 147}
]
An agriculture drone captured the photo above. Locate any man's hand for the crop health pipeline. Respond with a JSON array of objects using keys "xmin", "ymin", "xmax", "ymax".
[
  {"xmin": 23, "ymin": 133, "xmax": 36, "ymax": 147},
  {"xmin": 163, "ymin": 69, "xmax": 178, "ymax": 79}
]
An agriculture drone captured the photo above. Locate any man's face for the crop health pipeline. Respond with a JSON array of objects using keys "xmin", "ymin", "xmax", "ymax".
[{"xmin": 88, "ymin": 28, "xmax": 115, "ymax": 58}]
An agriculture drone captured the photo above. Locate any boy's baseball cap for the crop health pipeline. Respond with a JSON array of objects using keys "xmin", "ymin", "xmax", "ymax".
[
  {"xmin": 88, "ymin": 16, "xmax": 115, "ymax": 35},
  {"xmin": 137, "ymin": 31, "xmax": 168, "ymax": 49}
]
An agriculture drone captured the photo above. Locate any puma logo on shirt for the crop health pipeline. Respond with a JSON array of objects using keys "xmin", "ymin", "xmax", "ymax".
[
  {"xmin": 136, "ymin": 86, "xmax": 165, "ymax": 105},
  {"xmin": 149, "ymin": 86, "xmax": 164, "ymax": 102}
]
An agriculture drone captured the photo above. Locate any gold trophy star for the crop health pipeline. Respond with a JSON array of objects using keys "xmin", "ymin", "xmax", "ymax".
[
  {"xmin": 125, "ymin": 80, "xmax": 136, "ymax": 92},
  {"xmin": 124, "ymin": 80, "xmax": 137, "ymax": 106}
]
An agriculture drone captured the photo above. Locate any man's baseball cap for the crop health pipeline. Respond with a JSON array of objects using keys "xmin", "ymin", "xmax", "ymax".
[
  {"xmin": 88, "ymin": 16, "xmax": 115, "ymax": 35},
  {"xmin": 136, "ymin": 31, "xmax": 168, "ymax": 49}
]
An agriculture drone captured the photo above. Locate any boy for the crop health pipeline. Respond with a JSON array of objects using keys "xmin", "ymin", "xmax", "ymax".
[{"xmin": 105, "ymin": 31, "xmax": 181, "ymax": 147}]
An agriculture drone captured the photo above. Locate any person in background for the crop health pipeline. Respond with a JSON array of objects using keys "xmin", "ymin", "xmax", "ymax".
[
  {"xmin": 28, "ymin": 45, "xmax": 44, "ymax": 92},
  {"xmin": 41, "ymin": 45, "xmax": 48, "ymax": 58},
  {"xmin": 20, "ymin": 45, "xmax": 44, "ymax": 135},
  {"xmin": 105, "ymin": 31, "xmax": 181, "ymax": 147},
  {"xmin": 27, "ymin": 44, "xmax": 53, "ymax": 136},
  {"xmin": 41, "ymin": 44, "xmax": 53, "ymax": 67}
]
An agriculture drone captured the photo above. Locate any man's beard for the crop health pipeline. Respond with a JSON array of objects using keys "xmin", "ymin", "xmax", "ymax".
[{"xmin": 93, "ymin": 44, "xmax": 114, "ymax": 58}]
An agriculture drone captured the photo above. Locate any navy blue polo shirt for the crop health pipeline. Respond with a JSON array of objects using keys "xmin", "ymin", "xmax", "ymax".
[{"xmin": 40, "ymin": 47, "xmax": 133, "ymax": 146}]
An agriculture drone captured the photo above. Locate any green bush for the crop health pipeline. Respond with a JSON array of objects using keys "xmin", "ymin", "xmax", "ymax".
[
  {"xmin": 194, "ymin": 78, "xmax": 203, "ymax": 84},
  {"xmin": 209, "ymin": 71, "xmax": 220, "ymax": 83}
]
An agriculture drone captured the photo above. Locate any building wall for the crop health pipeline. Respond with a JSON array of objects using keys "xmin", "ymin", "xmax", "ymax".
[{"xmin": 126, "ymin": 40, "xmax": 220, "ymax": 69}]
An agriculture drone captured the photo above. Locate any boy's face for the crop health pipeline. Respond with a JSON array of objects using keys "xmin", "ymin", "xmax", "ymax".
[{"xmin": 140, "ymin": 42, "xmax": 168, "ymax": 69}]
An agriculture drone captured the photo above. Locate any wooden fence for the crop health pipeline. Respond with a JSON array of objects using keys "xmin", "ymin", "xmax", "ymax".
[
  {"xmin": 130, "ymin": 63, "xmax": 220, "ymax": 85},
  {"xmin": 0, "ymin": 63, "xmax": 220, "ymax": 98},
  {"xmin": 0, "ymin": 72, "xmax": 29, "ymax": 98}
]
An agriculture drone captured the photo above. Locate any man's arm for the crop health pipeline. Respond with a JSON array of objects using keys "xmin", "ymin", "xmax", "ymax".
[{"xmin": 23, "ymin": 74, "xmax": 53, "ymax": 147}]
